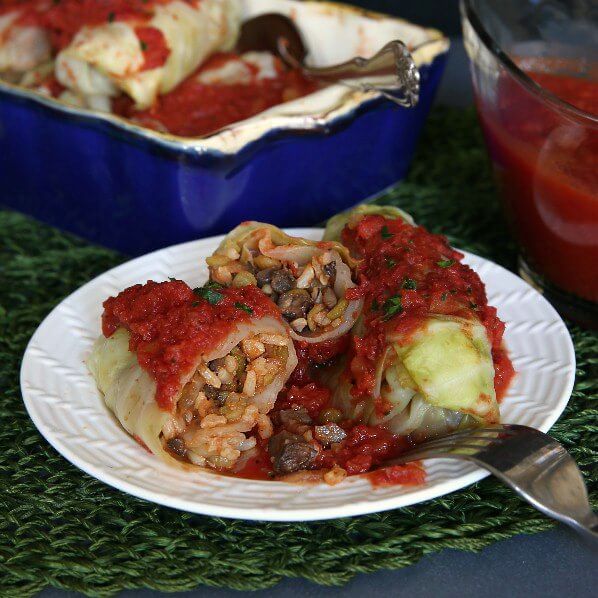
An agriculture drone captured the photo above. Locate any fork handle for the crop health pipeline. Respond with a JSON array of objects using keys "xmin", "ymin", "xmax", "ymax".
[
  {"xmin": 381, "ymin": 425, "xmax": 598, "ymax": 541},
  {"xmin": 481, "ymin": 442, "xmax": 598, "ymax": 543},
  {"xmin": 482, "ymin": 465, "xmax": 598, "ymax": 540},
  {"xmin": 278, "ymin": 40, "xmax": 420, "ymax": 108}
]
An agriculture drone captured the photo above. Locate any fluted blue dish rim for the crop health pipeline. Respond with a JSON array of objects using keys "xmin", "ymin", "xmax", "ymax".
[{"xmin": 0, "ymin": 0, "xmax": 450, "ymax": 161}]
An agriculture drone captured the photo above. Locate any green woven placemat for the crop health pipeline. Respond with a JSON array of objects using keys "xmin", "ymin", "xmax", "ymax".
[{"xmin": 0, "ymin": 107, "xmax": 596, "ymax": 597}]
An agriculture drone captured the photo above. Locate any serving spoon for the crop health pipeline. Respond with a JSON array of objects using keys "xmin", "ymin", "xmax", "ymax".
[
  {"xmin": 380, "ymin": 424, "xmax": 598, "ymax": 541},
  {"xmin": 236, "ymin": 13, "xmax": 421, "ymax": 107}
]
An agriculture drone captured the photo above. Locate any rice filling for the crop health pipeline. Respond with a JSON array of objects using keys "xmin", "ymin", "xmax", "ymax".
[{"xmin": 161, "ymin": 333, "xmax": 288, "ymax": 469}]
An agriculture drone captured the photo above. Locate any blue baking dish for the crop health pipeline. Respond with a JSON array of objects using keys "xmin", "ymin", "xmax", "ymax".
[{"xmin": 0, "ymin": 0, "xmax": 448, "ymax": 255}]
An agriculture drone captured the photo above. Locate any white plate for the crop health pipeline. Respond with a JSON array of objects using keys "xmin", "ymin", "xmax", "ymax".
[{"xmin": 21, "ymin": 229, "xmax": 576, "ymax": 521}]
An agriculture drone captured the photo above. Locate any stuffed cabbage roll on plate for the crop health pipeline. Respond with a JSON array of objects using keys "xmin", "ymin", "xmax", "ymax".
[
  {"xmin": 207, "ymin": 222, "xmax": 364, "ymax": 344},
  {"xmin": 326, "ymin": 206, "xmax": 513, "ymax": 441},
  {"xmin": 88, "ymin": 279, "xmax": 297, "ymax": 472}
]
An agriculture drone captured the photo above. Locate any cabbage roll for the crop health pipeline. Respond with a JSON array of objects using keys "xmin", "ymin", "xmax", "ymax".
[
  {"xmin": 88, "ymin": 280, "xmax": 297, "ymax": 471},
  {"xmin": 333, "ymin": 316, "xmax": 498, "ymax": 440},
  {"xmin": 207, "ymin": 222, "xmax": 364, "ymax": 343},
  {"xmin": 56, "ymin": 0, "xmax": 241, "ymax": 110},
  {"xmin": 0, "ymin": 9, "xmax": 50, "ymax": 78},
  {"xmin": 325, "ymin": 205, "xmax": 507, "ymax": 440}
]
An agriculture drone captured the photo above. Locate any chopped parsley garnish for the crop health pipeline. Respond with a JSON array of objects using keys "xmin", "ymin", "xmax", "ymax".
[
  {"xmin": 437, "ymin": 259, "xmax": 455, "ymax": 268},
  {"xmin": 191, "ymin": 301, "xmax": 199, "ymax": 307},
  {"xmin": 383, "ymin": 295, "xmax": 403, "ymax": 320},
  {"xmin": 168, "ymin": 276, "xmax": 176, "ymax": 281},
  {"xmin": 380, "ymin": 226, "xmax": 393, "ymax": 239},
  {"xmin": 371, "ymin": 298, "xmax": 380, "ymax": 312},
  {"xmin": 235, "ymin": 302, "xmax": 253, "ymax": 314},
  {"xmin": 441, "ymin": 292, "xmax": 448, "ymax": 301},
  {"xmin": 469, "ymin": 301, "xmax": 478, "ymax": 309},
  {"xmin": 140, "ymin": 40, "xmax": 148, "ymax": 51},
  {"xmin": 402, "ymin": 278, "xmax": 417, "ymax": 290},
  {"xmin": 385, "ymin": 257, "xmax": 396, "ymax": 269},
  {"xmin": 108, "ymin": 11, "xmax": 115, "ymax": 22},
  {"xmin": 193, "ymin": 286, "xmax": 223, "ymax": 305}
]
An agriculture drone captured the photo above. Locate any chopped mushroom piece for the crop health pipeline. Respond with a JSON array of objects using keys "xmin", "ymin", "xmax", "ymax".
[
  {"xmin": 255, "ymin": 267, "xmax": 276, "ymax": 287},
  {"xmin": 166, "ymin": 437, "xmax": 187, "ymax": 457},
  {"xmin": 278, "ymin": 289, "xmax": 313, "ymax": 320},
  {"xmin": 314, "ymin": 423, "xmax": 347, "ymax": 445},
  {"xmin": 203, "ymin": 385, "xmax": 230, "ymax": 405},
  {"xmin": 270, "ymin": 269, "xmax": 296, "ymax": 293},
  {"xmin": 268, "ymin": 431, "xmax": 317, "ymax": 474},
  {"xmin": 323, "ymin": 261, "xmax": 337, "ymax": 282},
  {"xmin": 208, "ymin": 357, "xmax": 226, "ymax": 372}
]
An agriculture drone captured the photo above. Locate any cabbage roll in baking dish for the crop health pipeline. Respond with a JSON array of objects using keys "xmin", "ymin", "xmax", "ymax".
[
  {"xmin": 207, "ymin": 222, "xmax": 364, "ymax": 343},
  {"xmin": 55, "ymin": 0, "xmax": 241, "ymax": 110},
  {"xmin": 323, "ymin": 206, "xmax": 509, "ymax": 440},
  {"xmin": 88, "ymin": 280, "xmax": 297, "ymax": 471},
  {"xmin": 0, "ymin": 7, "xmax": 50, "ymax": 78}
]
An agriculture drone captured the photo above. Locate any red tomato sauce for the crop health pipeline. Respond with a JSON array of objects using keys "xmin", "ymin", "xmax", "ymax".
[
  {"xmin": 214, "ymin": 373, "xmax": 422, "ymax": 484},
  {"xmin": 276, "ymin": 382, "xmax": 332, "ymax": 419},
  {"xmin": 492, "ymin": 347, "xmax": 515, "ymax": 402},
  {"xmin": 342, "ymin": 215, "xmax": 513, "ymax": 400},
  {"xmin": 235, "ymin": 424, "xmax": 423, "ymax": 486},
  {"xmin": 101, "ymin": 279, "xmax": 280, "ymax": 411},
  {"xmin": 285, "ymin": 337, "xmax": 349, "ymax": 389},
  {"xmin": 114, "ymin": 52, "xmax": 319, "ymax": 137},
  {"xmin": 233, "ymin": 425, "xmax": 426, "ymax": 487},
  {"xmin": 368, "ymin": 463, "xmax": 426, "ymax": 487},
  {"xmin": 293, "ymin": 335, "xmax": 350, "ymax": 374},
  {"xmin": 134, "ymin": 26, "xmax": 170, "ymax": 71},
  {"xmin": 477, "ymin": 60, "xmax": 598, "ymax": 302},
  {"xmin": 233, "ymin": 443, "xmax": 272, "ymax": 481},
  {"xmin": 3, "ymin": 0, "xmax": 187, "ymax": 56},
  {"xmin": 241, "ymin": 379, "xmax": 422, "ymax": 485},
  {"xmin": 315, "ymin": 424, "xmax": 413, "ymax": 475}
]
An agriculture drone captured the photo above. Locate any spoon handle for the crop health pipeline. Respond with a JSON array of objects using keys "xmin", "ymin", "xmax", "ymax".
[{"xmin": 279, "ymin": 40, "xmax": 420, "ymax": 107}]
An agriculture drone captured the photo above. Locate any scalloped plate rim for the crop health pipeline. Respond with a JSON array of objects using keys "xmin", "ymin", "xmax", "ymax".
[{"xmin": 20, "ymin": 228, "xmax": 576, "ymax": 521}]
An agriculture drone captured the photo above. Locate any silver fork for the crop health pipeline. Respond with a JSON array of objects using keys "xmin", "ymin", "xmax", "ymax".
[
  {"xmin": 382, "ymin": 424, "xmax": 598, "ymax": 540},
  {"xmin": 237, "ymin": 13, "xmax": 421, "ymax": 107}
]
